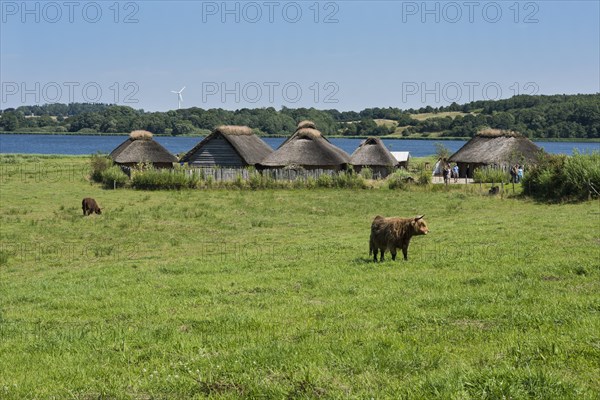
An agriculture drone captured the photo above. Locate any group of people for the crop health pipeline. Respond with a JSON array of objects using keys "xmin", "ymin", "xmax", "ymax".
[
  {"xmin": 433, "ymin": 158, "xmax": 461, "ymax": 184},
  {"xmin": 510, "ymin": 164, "xmax": 524, "ymax": 183}
]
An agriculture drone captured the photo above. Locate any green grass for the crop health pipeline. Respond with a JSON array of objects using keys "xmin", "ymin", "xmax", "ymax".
[{"xmin": 1, "ymin": 156, "xmax": 599, "ymax": 399}]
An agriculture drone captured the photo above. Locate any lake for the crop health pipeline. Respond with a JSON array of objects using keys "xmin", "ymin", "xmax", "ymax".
[{"xmin": 0, "ymin": 134, "xmax": 598, "ymax": 157}]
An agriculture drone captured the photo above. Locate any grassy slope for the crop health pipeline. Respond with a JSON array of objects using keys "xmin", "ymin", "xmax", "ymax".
[
  {"xmin": 379, "ymin": 112, "xmax": 473, "ymax": 138},
  {"xmin": 0, "ymin": 156, "xmax": 599, "ymax": 399}
]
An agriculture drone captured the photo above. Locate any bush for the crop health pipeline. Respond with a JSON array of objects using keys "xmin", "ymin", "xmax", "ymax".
[
  {"xmin": 100, "ymin": 165, "xmax": 129, "ymax": 188},
  {"xmin": 90, "ymin": 154, "xmax": 112, "ymax": 182},
  {"xmin": 359, "ymin": 167, "xmax": 373, "ymax": 180},
  {"xmin": 418, "ymin": 169, "xmax": 432, "ymax": 185},
  {"xmin": 523, "ymin": 152, "xmax": 600, "ymax": 201},
  {"xmin": 332, "ymin": 170, "xmax": 366, "ymax": 189},
  {"xmin": 317, "ymin": 173, "xmax": 334, "ymax": 188},
  {"xmin": 387, "ymin": 169, "xmax": 414, "ymax": 190}
]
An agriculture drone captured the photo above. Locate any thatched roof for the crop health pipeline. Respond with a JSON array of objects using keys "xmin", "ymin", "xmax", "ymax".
[
  {"xmin": 214, "ymin": 125, "xmax": 254, "ymax": 136},
  {"xmin": 179, "ymin": 125, "xmax": 272, "ymax": 165},
  {"xmin": 259, "ymin": 127, "xmax": 349, "ymax": 168},
  {"xmin": 129, "ymin": 130, "xmax": 153, "ymax": 140},
  {"xmin": 448, "ymin": 130, "xmax": 542, "ymax": 165},
  {"xmin": 110, "ymin": 131, "xmax": 177, "ymax": 164},
  {"xmin": 350, "ymin": 137, "xmax": 398, "ymax": 167},
  {"xmin": 297, "ymin": 120, "xmax": 317, "ymax": 130}
]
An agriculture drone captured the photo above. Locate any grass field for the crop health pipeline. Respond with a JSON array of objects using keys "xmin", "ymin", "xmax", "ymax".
[{"xmin": 1, "ymin": 156, "xmax": 599, "ymax": 399}]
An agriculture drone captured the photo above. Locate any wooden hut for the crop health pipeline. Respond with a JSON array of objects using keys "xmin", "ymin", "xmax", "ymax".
[
  {"xmin": 259, "ymin": 125, "xmax": 350, "ymax": 171},
  {"xmin": 391, "ymin": 151, "xmax": 411, "ymax": 169},
  {"xmin": 350, "ymin": 137, "xmax": 398, "ymax": 178},
  {"xmin": 448, "ymin": 129, "xmax": 543, "ymax": 178},
  {"xmin": 110, "ymin": 130, "xmax": 177, "ymax": 168},
  {"xmin": 179, "ymin": 125, "xmax": 273, "ymax": 167}
]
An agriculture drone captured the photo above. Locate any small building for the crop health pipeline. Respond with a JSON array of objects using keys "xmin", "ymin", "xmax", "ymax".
[
  {"xmin": 179, "ymin": 125, "xmax": 273, "ymax": 167},
  {"xmin": 259, "ymin": 124, "xmax": 350, "ymax": 171},
  {"xmin": 350, "ymin": 137, "xmax": 399, "ymax": 178},
  {"xmin": 448, "ymin": 129, "xmax": 543, "ymax": 178},
  {"xmin": 390, "ymin": 151, "xmax": 411, "ymax": 169},
  {"xmin": 110, "ymin": 130, "xmax": 177, "ymax": 169}
]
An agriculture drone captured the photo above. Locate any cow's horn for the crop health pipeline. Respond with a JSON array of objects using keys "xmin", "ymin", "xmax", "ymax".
[{"xmin": 416, "ymin": 215, "xmax": 424, "ymax": 220}]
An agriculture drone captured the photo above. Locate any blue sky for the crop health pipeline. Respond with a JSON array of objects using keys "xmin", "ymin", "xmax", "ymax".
[{"xmin": 1, "ymin": 0, "xmax": 598, "ymax": 111}]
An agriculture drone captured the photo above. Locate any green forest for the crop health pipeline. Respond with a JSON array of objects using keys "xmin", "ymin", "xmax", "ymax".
[{"xmin": 1, "ymin": 93, "xmax": 598, "ymax": 139}]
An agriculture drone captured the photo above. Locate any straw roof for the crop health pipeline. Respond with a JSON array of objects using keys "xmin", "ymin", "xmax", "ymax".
[
  {"xmin": 214, "ymin": 125, "xmax": 254, "ymax": 136},
  {"xmin": 179, "ymin": 125, "xmax": 272, "ymax": 165},
  {"xmin": 110, "ymin": 131, "xmax": 177, "ymax": 164},
  {"xmin": 297, "ymin": 120, "xmax": 317, "ymax": 130},
  {"xmin": 129, "ymin": 130, "xmax": 153, "ymax": 140},
  {"xmin": 448, "ymin": 130, "xmax": 542, "ymax": 165},
  {"xmin": 350, "ymin": 137, "xmax": 398, "ymax": 166},
  {"xmin": 259, "ymin": 127, "xmax": 350, "ymax": 168}
]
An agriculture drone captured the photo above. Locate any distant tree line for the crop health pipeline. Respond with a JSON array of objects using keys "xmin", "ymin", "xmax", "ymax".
[{"xmin": 1, "ymin": 94, "xmax": 598, "ymax": 139}]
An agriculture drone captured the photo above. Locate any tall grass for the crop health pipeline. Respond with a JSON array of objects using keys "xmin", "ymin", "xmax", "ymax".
[
  {"xmin": 131, "ymin": 167, "xmax": 199, "ymax": 190},
  {"xmin": 473, "ymin": 167, "xmax": 510, "ymax": 184}
]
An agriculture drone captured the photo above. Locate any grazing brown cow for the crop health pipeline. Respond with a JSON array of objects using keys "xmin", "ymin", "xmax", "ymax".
[
  {"xmin": 82, "ymin": 197, "xmax": 102, "ymax": 216},
  {"xmin": 369, "ymin": 215, "xmax": 429, "ymax": 261}
]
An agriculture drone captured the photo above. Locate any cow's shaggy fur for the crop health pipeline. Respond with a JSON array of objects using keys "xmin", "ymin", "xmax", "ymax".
[
  {"xmin": 369, "ymin": 215, "xmax": 429, "ymax": 261},
  {"xmin": 82, "ymin": 198, "xmax": 102, "ymax": 216}
]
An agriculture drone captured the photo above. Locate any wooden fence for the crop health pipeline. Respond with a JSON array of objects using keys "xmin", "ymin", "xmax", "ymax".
[{"xmin": 119, "ymin": 166, "xmax": 389, "ymax": 182}]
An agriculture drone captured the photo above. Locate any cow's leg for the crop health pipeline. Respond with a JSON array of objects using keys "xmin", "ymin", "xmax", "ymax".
[
  {"xmin": 379, "ymin": 249, "xmax": 384, "ymax": 262},
  {"xmin": 391, "ymin": 248, "xmax": 397, "ymax": 261},
  {"xmin": 373, "ymin": 249, "xmax": 378, "ymax": 262},
  {"xmin": 402, "ymin": 245, "xmax": 409, "ymax": 260}
]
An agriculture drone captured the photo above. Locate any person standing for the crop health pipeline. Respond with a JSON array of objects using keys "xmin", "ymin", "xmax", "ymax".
[
  {"xmin": 452, "ymin": 163, "xmax": 459, "ymax": 183},
  {"xmin": 517, "ymin": 165, "xmax": 524, "ymax": 183},
  {"xmin": 443, "ymin": 164, "xmax": 451, "ymax": 185}
]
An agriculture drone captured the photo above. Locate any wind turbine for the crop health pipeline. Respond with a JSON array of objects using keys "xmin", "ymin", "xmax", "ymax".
[{"xmin": 171, "ymin": 86, "xmax": 186, "ymax": 109}]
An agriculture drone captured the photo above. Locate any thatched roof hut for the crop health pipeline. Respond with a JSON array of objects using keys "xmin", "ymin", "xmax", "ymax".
[
  {"xmin": 259, "ymin": 127, "xmax": 350, "ymax": 170},
  {"xmin": 179, "ymin": 125, "xmax": 273, "ymax": 167},
  {"xmin": 350, "ymin": 137, "xmax": 399, "ymax": 178},
  {"xmin": 448, "ymin": 129, "xmax": 543, "ymax": 178},
  {"xmin": 110, "ymin": 130, "xmax": 177, "ymax": 168}
]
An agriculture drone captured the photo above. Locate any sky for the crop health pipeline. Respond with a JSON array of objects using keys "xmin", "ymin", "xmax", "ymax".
[{"xmin": 1, "ymin": 0, "xmax": 599, "ymax": 112}]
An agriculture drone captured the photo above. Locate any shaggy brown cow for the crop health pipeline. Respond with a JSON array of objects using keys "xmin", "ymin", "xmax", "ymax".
[
  {"xmin": 369, "ymin": 215, "xmax": 429, "ymax": 261},
  {"xmin": 82, "ymin": 197, "xmax": 102, "ymax": 216}
]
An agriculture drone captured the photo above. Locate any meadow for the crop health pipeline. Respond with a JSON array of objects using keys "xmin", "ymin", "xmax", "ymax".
[{"xmin": 0, "ymin": 156, "xmax": 599, "ymax": 399}]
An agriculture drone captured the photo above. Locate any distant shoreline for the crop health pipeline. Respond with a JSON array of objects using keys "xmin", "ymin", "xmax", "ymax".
[{"xmin": 0, "ymin": 132, "xmax": 598, "ymax": 143}]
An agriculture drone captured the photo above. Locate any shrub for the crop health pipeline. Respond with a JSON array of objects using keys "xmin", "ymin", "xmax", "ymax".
[
  {"xmin": 359, "ymin": 167, "xmax": 373, "ymax": 180},
  {"xmin": 90, "ymin": 154, "xmax": 112, "ymax": 182},
  {"xmin": 317, "ymin": 173, "xmax": 334, "ymax": 188},
  {"xmin": 523, "ymin": 152, "xmax": 600, "ymax": 201},
  {"xmin": 387, "ymin": 169, "xmax": 414, "ymax": 190},
  {"xmin": 334, "ymin": 170, "xmax": 366, "ymax": 189},
  {"xmin": 418, "ymin": 169, "xmax": 432, "ymax": 185},
  {"xmin": 100, "ymin": 165, "xmax": 129, "ymax": 188}
]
